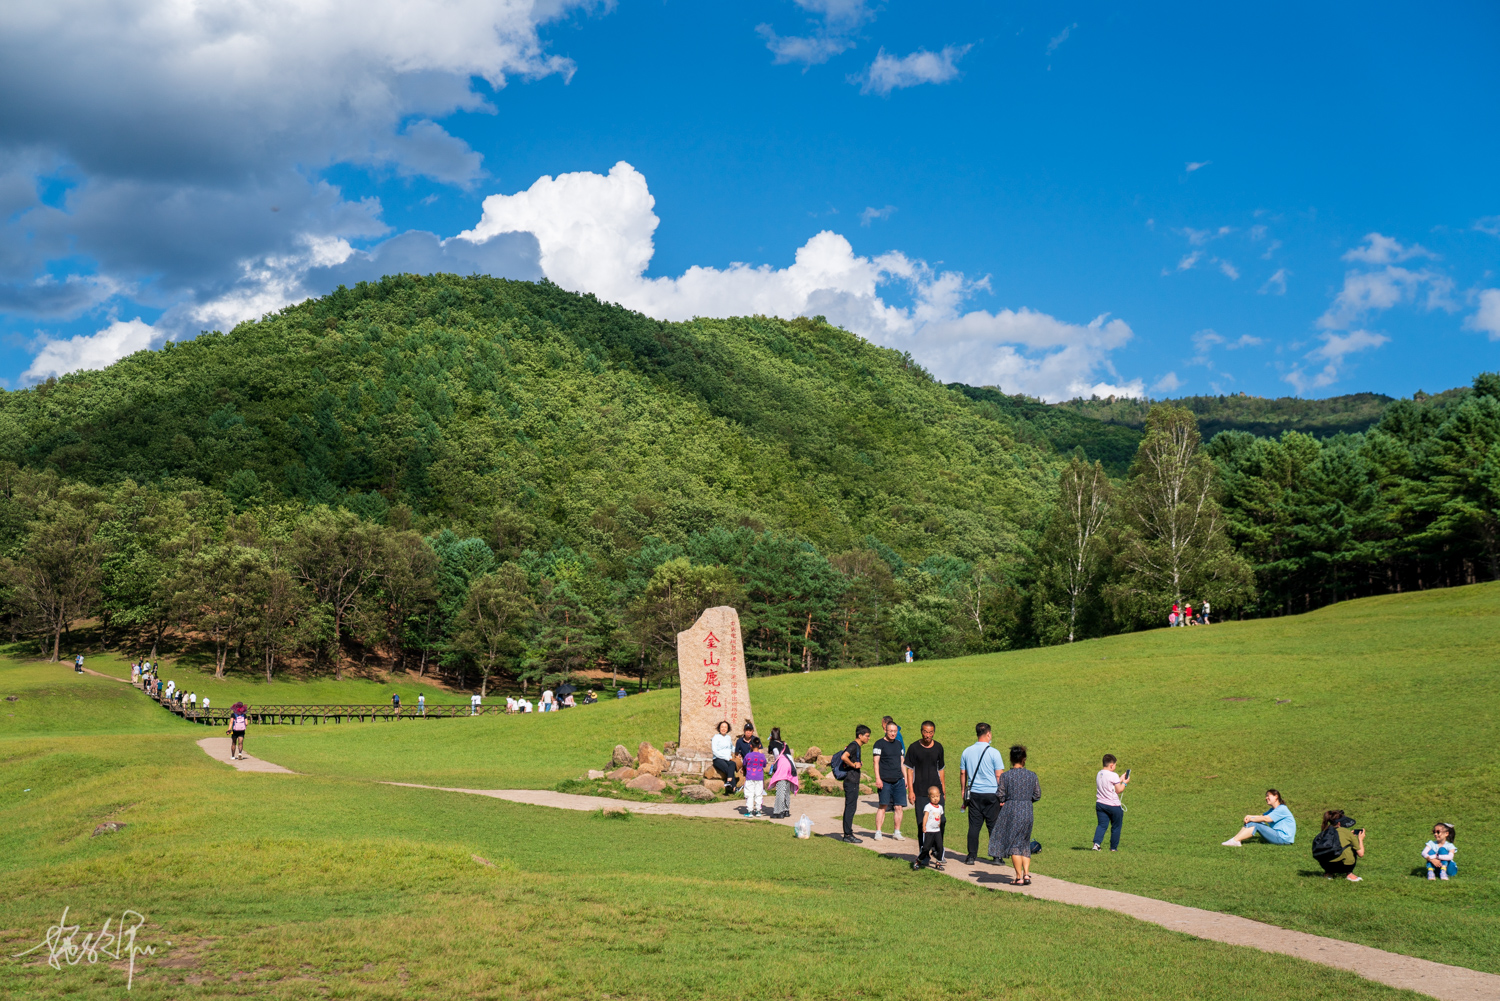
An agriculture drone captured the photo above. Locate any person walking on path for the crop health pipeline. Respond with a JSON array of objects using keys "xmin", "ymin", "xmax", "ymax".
[
  {"xmin": 871, "ymin": 720, "xmax": 908, "ymax": 841},
  {"xmin": 711, "ymin": 721, "xmax": 738, "ymax": 794},
  {"xmin": 1093, "ymin": 754, "xmax": 1130, "ymax": 851},
  {"xmin": 1202, "ymin": 600, "xmax": 1212, "ymax": 624},
  {"xmin": 1315, "ymin": 810, "xmax": 1366, "ymax": 881},
  {"xmin": 913, "ymin": 786, "xmax": 945, "ymax": 870},
  {"xmin": 418, "ymin": 693, "xmax": 426, "ymax": 716},
  {"xmin": 991, "ymin": 744, "xmax": 1041, "ymax": 885},
  {"xmin": 228, "ymin": 702, "xmax": 248, "ymax": 760},
  {"xmin": 1222, "ymin": 790, "xmax": 1296, "ymax": 846},
  {"xmin": 839, "ymin": 725, "xmax": 872, "ymax": 843},
  {"xmin": 392, "ymin": 693, "xmax": 401, "ymax": 713},
  {"xmin": 960, "ymin": 723, "xmax": 1004, "ymax": 865},
  {"xmin": 767, "ymin": 739, "xmax": 800, "ymax": 818},
  {"xmin": 904, "ymin": 721, "xmax": 947, "ymax": 859},
  {"xmin": 742, "ymin": 737, "xmax": 768, "ymax": 816}
]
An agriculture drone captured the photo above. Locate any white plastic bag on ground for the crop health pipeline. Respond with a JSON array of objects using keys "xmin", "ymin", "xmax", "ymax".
[{"xmin": 795, "ymin": 814, "xmax": 812, "ymax": 839}]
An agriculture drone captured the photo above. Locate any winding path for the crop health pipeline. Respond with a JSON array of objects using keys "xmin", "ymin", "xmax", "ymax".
[{"xmin": 198, "ymin": 743, "xmax": 1499, "ymax": 1001}]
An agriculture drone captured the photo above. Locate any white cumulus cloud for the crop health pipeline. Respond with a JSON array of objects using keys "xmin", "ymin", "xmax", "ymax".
[
  {"xmin": 24, "ymin": 317, "xmax": 157, "ymax": 382},
  {"xmin": 461, "ymin": 161, "xmax": 1141, "ymax": 401},
  {"xmin": 1466, "ymin": 289, "xmax": 1500, "ymax": 340}
]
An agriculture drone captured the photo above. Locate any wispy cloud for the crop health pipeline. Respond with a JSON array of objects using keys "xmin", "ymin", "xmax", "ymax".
[
  {"xmin": 1047, "ymin": 23, "xmax": 1077, "ymax": 54},
  {"xmin": 1285, "ymin": 329, "xmax": 1390, "ymax": 394},
  {"xmin": 855, "ymin": 45, "xmax": 972, "ymax": 96},
  {"xmin": 1341, "ymin": 232, "xmax": 1433, "ymax": 265},
  {"xmin": 1185, "ymin": 160, "xmax": 1211, "ymax": 173},
  {"xmin": 1218, "ymin": 260, "xmax": 1240, "ymax": 280},
  {"xmin": 1475, "ymin": 215, "xmax": 1500, "ymax": 237},
  {"xmin": 756, "ymin": 0, "xmax": 874, "ymax": 67},
  {"xmin": 1152, "ymin": 371, "xmax": 1182, "ymax": 393},
  {"xmin": 1181, "ymin": 225, "xmax": 1232, "ymax": 246},
  {"xmin": 859, "ymin": 205, "xmax": 896, "ymax": 226},
  {"xmin": 1259, "ymin": 268, "xmax": 1288, "ymax": 295}
]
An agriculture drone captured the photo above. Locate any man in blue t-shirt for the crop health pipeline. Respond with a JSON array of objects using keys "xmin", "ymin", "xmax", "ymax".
[
  {"xmin": 1222, "ymin": 789, "xmax": 1296, "ymax": 846},
  {"xmin": 959, "ymin": 722, "xmax": 1005, "ymax": 864}
]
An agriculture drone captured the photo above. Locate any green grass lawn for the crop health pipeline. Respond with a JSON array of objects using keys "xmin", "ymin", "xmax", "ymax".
[{"xmin": 1, "ymin": 584, "xmax": 1495, "ymax": 998}]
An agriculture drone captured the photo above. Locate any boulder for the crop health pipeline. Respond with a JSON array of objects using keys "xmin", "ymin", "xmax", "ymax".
[
  {"xmin": 818, "ymin": 778, "xmax": 840, "ymax": 793},
  {"xmin": 586, "ymin": 769, "xmax": 606, "ymax": 780},
  {"xmin": 611, "ymin": 744, "xmax": 634, "ymax": 767},
  {"xmin": 805, "ymin": 766, "xmax": 823, "ymax": 780},
  {"xmin": 703, "ymin": 779, "xmax": 725, "ymax": 793},
  {"xmin": 678, "ymin": 785, "xmax": 716, "ymax": 803},
  {"xmin": 607, "ymin": 767, "xmax": 638, "ymax": 781},
  {"xmin": 801, "ymin": 746, "xmax": 821, "ymax": 763},
  {"xmin": 816, "ymin": 755, "xmax": 832, "ymax": 768},
  {"xmin": 637, "ymin": 742, "xmax": 668, "ymax": 776},
  {"xmin": 92, "ymin": 822, "xmax": 127, "ymax": 837},
  {"xmin": 625, "ymin": 773, "xmax": 666, "ymax": 794}
]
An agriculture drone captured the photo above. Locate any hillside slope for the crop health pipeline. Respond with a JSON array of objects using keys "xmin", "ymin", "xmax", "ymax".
[{"xmin": 0, "ymin": 275, "xmax": 1054, "ymax": 561}]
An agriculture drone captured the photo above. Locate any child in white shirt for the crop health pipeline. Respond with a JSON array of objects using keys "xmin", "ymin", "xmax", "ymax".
[
  {"xmin": 914, "ymin": 785, "xmax": 945, "ymax": 871},
  {"xmin": 1422, "ymin": 823, "xmax": 1456, "ymax": 880}
]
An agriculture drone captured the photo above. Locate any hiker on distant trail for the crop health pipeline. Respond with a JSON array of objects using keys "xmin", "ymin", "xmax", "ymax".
[
  {"xmin": 541, "ymin": 688, "xmax": 554, "ymax": 711},
  {"xmin": 1313, "ymin": 810, "xmax": 1365, "ymax": 881},
  {"xmin": 1093, "ymin": 754, "xmax": 1130, "ymax": 852},
  {"xmin": 74, "ymin": 653, "xmax": 85, "ymax": 672},
  {"xmin": 1184, "ymin": 602, "xmax": 1194, "ymax": 625},
  {"xmin": 838, "ymin": 724, "xmax": 871, "ymax": 843},
  {"xmin": 202, "ymin": 697, "xmax": 209, "ymax": 713},
  {"xmin": 742, "ymin": 737, "xmax": 768, "ymax": 816},
  {"xmin": 418, "ymin": 693, "xmax": 426, "ymax": 715},
  {"xmin": 392, "ymin": 693, "xmax": 401, "ymax": 711},
  {"xmin": 904, "ymin": 721, "xmax": 946, "ymax": 859},
  {"xmin": 711, "ymin": 720, "xmax": 738, "ymax": 794},
  {"xmin": 904, "ymin": 646, "xmax": 914, "ymax": 663},
  {"xmin": 1423, "ymin": 823, "xmax": 1457, "ymax": 880},
  {"xmin": 914, "ymin": 785, "xmax": 945, "ymax": 870},
  {"xmin": 228, "ymin": 703, "xmax": 248, "ymax": 760},
  {"xmin": 1201, "ymin": 600, "xmax": 1212, "ymax": 624},
  {"xmin": 767, "ymin": 735, "xmax": 799, "ymax": 818},
  {"xmin": 1222, "ymin": 789, "xmax": 1296, "ymax": 846},
  {"xmin": 991, "ymin": 745, "xmax": 1041, "ymax": 885},
  {"xmin": 871, "ymin": 720, "xmax": 907, "ymax": 842},
  {"xmin": 960, "ymin": 722, "xmax": 1004, "ymax": 865}
]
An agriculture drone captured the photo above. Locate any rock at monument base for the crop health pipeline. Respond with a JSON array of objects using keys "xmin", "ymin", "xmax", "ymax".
[
  {"xmin": 608, "ymin": 767, "xmax": 638, "ymax": 781},
  {"xmin": 816, "ymin": 755, "xmax": 832, "ymax": 768},
  {"xmin": 804, "ymin": 766, "xmax": 822, "ymax": 780},
  {"xmin": 703, "ymin": 779, "xmax": 724, "ymax": 793},
  {"xmin": 679, "ymin": 785, "xmax": 716, "ymax": 802},
  {"xmin": 611, "ymin": 744, "xmax": 633, "ymax": 767},
  {"xmin": 818, "ymin": 778, "xmax": 840, "ymax": 793},
  {"xmin": 586, "ymin": 769, "xmax": 606, "ymax": 780},
  {"xmin": 801, "ymin": 746, "xmax": 822, "ymax": 763},
  {"xmin": 626, "ymin": 773, "xmax": 666, "ymax": 793},
  {"xmin": 637, "ymin": 742, "xmax": 668, "ymax": 775}
]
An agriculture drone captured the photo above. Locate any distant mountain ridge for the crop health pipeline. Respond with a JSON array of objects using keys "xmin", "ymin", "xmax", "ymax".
[{"xmin": 950, "ymin": 383, "xmax": 1469, "ymax": 474}]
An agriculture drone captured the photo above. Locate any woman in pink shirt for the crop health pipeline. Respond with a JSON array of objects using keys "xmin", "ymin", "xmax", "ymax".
[{"xmin": 1093, "ymin": 753, "xmax": 1130, "ymax": 851}]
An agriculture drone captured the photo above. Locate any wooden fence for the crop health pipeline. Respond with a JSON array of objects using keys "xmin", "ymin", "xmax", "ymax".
[{"xmin": 135, "ymin": 681, "xmax": 506, "ymax": 724}]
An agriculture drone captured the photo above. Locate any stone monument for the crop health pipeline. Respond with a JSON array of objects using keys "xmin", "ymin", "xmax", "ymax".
[{"xmin": 675, "ymin": 605, "xmax": 753, "ymax": 756}]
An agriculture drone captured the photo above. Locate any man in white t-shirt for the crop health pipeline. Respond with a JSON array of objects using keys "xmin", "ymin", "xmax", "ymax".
[
  {"xmin": 521, "ymin": 699, "xmax": 533, "ymax": 713},
  {"xmin": 541, "ymin": 689, "xmax": 554, "ymax": 711},
  {"xmin": 1093, "ymin": 754, "xmax": 1130, "ymax": 851}
]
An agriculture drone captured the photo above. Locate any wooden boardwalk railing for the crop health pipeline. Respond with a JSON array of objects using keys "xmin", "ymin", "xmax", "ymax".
[{"xmin": 135, "ymin": 681, "xmax": 508, "ymax": 724}]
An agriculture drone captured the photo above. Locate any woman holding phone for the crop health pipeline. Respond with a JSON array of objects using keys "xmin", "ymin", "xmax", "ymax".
[{"xmin": 1093, "ymin": 754, "xmax": 1130, "ymax": 851}]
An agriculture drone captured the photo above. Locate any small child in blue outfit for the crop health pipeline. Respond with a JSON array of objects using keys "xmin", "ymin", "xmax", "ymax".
[{"xmin": 1422, "ymin": 823, "xmax": 1456, "ymax": 880}]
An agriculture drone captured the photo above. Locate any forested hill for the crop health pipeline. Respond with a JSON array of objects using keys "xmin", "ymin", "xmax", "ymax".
[
  {"xmin": 0, "ymin": 274, "xmax": 1053, "ymax": 564},
  {"xmin": 1051, "ymin": 387, "xmax": 1466, "ymax": 440}
]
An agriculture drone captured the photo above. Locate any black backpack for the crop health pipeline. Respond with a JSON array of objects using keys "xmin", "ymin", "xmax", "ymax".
[{"xmin": 1311, "ymin": 825, "xmax": 1344, "ymax": 862}]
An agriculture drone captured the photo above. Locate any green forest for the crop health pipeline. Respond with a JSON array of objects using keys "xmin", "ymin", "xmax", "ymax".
[{"xmin": 1, "ymin": 274, "xmax": 1494, "ymax": 690}]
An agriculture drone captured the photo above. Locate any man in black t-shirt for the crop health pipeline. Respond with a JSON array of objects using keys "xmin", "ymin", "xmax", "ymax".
[
  {"xmin": 839, "ymin": 725, "xmax": 872, "ymax": 842},
  {"xmin": 904, "ymin": 721, "xmax": 947, "ymax": 860},
  {"xmin": 870, "ymin": 721, "xmax": 908, "ymax": 841}
]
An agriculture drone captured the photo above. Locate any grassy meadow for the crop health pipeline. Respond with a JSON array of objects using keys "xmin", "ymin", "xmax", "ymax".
[{"xmin": 2, "ymin": 584, "xmax": 1496, "ymax": 998}]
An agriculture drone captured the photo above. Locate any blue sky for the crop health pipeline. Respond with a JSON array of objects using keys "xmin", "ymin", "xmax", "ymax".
[{"xmin": 2, "ymin": 0, "xmax": 1497, "ymax": 400}]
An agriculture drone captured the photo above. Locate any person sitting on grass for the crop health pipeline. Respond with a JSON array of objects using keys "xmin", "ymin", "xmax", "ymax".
[
  {"xmin": 1316, "ymin": 810, "xmax": 1366, "ymax": 881},
  {"xmin": 1222, "ymin": 789, "xmax": 1296, "ymax": 846},
  {"xmin": 1423, "ymin": 823, "xmax": 1456, "ymax": 880}
]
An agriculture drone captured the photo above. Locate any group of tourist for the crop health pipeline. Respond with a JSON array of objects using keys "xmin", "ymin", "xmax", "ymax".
[
  {"xmin": 504, "ymin": 688, "xmax": 602, "ymax": 713},
  {"xmin": 711, "ymin": 714, "xmax": 1460, "ymax": 886},
  {"xmin": 1217, "ymin": 791, "xmax": 1458, "ymax": 882},
  {"xmin": 132, "ymin": 661, "xmax": 209, "ymax": 715},
  {"xmin": 1169, "ymin": 601, "xmax": 1211, "ymax": 626}
]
